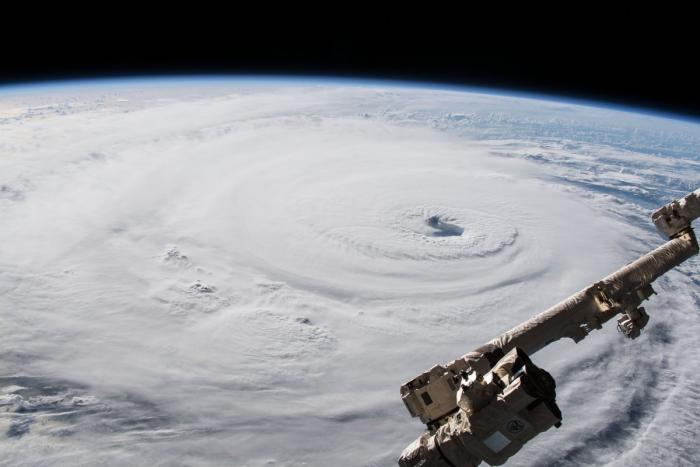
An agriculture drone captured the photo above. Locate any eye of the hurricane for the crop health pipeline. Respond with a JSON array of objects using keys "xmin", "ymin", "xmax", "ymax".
[
  {"xmin": 311, "ymin": 205, "xmax": 517, "ymax": 262},
  {"xmin": 425, "ymin": 215, "xmax": 464, "ymax": 237}
]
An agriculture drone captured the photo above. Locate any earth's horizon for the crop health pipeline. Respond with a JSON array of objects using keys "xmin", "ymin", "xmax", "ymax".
[{"xmin": 1, "ymin": 77, "xmax": 699, "ymax": 466}]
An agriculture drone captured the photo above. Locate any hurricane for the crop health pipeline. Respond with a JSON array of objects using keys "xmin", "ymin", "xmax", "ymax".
[{"xmin": 1, "ymin": 79, "xmax": 700, "ymax": 466}]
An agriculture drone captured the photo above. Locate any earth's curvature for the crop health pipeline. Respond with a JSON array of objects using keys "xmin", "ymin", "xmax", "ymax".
[{"xmin": 1, "ymin": 78, "xmax": 699, "ymax": 466}]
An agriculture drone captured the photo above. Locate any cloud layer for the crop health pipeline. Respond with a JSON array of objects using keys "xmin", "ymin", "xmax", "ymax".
[{"xmin": 1, "ymin": 82, "xmax": 699, "ymax": 466}]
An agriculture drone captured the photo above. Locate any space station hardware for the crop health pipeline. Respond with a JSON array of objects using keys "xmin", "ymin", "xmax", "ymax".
[{"xmin": 398, "ymin": 189, "xmax": 700, "ymax": 466}]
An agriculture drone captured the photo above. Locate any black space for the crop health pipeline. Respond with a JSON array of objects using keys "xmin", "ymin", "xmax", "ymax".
[{"xmin": 2, "ymin": 18, "xmax": 697, "ymax": 119}]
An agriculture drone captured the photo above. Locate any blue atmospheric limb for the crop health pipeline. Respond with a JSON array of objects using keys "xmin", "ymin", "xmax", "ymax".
[{"xmin": 1, "ymin": 73, "xmax": 700, "ymax": 125}]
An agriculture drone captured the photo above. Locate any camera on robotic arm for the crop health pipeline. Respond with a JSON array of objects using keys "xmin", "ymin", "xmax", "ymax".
[{"xmin": 400, "ymin": 347, "xmax": 561, "ymax": 467}]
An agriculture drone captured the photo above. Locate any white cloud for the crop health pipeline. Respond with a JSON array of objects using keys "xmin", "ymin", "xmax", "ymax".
[{"xmin": 1, "ymin": 82, "xmax": 699, "ymax": 466}]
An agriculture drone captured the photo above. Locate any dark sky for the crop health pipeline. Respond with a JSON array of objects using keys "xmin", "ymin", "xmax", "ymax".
[{"xmin": 2, "ymin": 17, "xmax": 697, "ymax": 120}]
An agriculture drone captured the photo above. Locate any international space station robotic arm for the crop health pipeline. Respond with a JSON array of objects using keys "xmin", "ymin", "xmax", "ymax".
[{"xmin": 398, "ymin": 189, "xmax": 700, "ymax": 467}]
